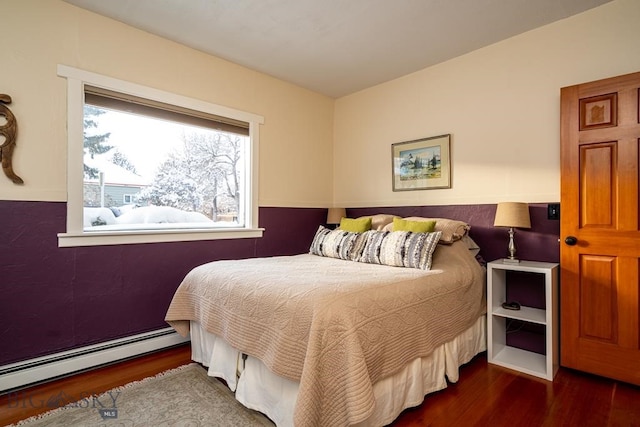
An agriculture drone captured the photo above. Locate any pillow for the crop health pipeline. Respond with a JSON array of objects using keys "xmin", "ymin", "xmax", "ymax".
[
  {"xmin": 392, "ymin": 217, "xmax": 436, "ymax": 233},
  {"xmin": 460, "ymin": 235, "xmax": 486, "ymax": 267},
  {"xmin": 358, "ymin": 230, "xmax": 442, "ymax": 270},
  {"xmin": 339, "ymin": 217, "xmax": 372, "ymax": 233},
  {"xmin": 461, "ymin": 235, "xmax": 481, "ymax": 257},
  {"xmin": 356, "ymin": 214, "xmax": 399, "ymax": 231},
  {"xmin": 383, "ymin": 217, "xmax": 470, "ymax": 243},
  {"xmin": 309, "ymin": 225, "xmax": 367, "ymax": 260}
]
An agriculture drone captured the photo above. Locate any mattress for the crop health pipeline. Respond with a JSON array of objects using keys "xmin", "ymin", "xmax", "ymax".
[{"xmin": 190, "ymin": 315, "xmax": 486, "ymax": 427}]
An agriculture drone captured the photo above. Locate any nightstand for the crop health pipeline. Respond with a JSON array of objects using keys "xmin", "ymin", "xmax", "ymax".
[{"xmin": 487, "ymin": 259, "xmax": 559, "ymax": 380}]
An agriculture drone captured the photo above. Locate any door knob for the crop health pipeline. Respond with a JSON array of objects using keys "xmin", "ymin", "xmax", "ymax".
[{"xmin": 564, "ymin": 236, "xmax": 578, "ymax": 246}]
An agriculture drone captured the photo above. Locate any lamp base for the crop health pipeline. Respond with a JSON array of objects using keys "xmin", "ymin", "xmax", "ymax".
[{"xmin": 505, "ymin": 227, "xmax": 520, "ymax": 263}]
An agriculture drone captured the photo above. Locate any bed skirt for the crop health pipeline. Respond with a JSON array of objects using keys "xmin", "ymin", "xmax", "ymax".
[{"xmin": 190, "ymin": 315, "xmax": 486, "ymax": 427}]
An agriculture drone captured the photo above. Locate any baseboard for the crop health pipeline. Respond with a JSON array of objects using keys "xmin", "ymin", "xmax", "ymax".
[{"xmin": 0, "ymin": 328, "xmax": 189, "ymax": 393}]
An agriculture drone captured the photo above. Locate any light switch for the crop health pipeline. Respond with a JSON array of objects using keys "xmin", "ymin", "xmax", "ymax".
[{"xmin": 547, "ymin": 203, "xmax": 560, "ymax": 220}]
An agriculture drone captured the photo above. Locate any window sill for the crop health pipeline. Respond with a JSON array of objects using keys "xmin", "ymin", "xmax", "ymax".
[{"xmin": 57, "ymin": 228, "xmax": 264, "ymax": 247}]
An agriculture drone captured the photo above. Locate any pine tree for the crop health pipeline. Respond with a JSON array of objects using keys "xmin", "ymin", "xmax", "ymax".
[
  {"xmin": 111, "ymin": 149, "xmax": 138, "ymax": 174},
  {"xmin": 83, "ymin": 106, "xmax": 113, "ymax": 179}
]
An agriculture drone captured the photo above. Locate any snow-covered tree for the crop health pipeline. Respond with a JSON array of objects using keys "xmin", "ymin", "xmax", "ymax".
[
  {"xmin": 138, "ymin": 153, "xmax": 200, "ymax": 211},
  {"xmin": 183, "ymin": 131, "xmax": 242, "ymax": 219},
  {"xmin": 138, "ymin": 131, "xmax": 243, "ymax": 220},
  {"xmin": 111, "ymin": 149, "xmax": 138, "ymax": 174},
  {"xmin": 83, "ymin": 106, "xmax": 113, "ymax": 179}
]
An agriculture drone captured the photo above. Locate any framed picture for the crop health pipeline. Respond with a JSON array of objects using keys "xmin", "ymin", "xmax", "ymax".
[
  {"xmin": 579, "ymin": 93, "xmax": 617, "ymax": 130},
  {"xmin": 392, "ymin": 134, "xmax": 451, "ymax": 191}
]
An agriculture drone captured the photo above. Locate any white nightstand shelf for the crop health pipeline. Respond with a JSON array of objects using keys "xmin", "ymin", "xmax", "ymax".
[
  {"xmin": 491, "ymin": 345, "xmax": 548, "ymax": 378},
  {"xmin": 487, "ymin": 259, "xmax": 559, "ymax": 381}
]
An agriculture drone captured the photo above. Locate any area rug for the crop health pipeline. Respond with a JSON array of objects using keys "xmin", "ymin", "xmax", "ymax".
[{"xmin": 12, "ymin": 363, "xmax": 274, "ymax": 426}]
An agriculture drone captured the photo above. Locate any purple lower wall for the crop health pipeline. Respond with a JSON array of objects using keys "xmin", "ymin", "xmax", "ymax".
[
  {"xmin": 1, "ymin": 201, "xmax": 558, "ymax": 366},
  {"xmin": 348, "ymin": 203, "xmax": 560, "ymax": 264},
  {"xmin": 0, "ymin": 201, "xmax": 325, "ymax": 366}
]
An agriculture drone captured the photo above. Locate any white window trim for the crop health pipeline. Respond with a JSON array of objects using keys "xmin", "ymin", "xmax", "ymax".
[{"xmin": 57, "ymin": 64, "xmax": 264, "ymax": 247}]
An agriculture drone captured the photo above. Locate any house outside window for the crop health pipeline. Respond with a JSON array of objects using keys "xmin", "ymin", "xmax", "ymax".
[
  {"xmin": 57, "ymin": 65, "xmax": 264, "ymax": 247},
  {"xmin": 123, "ymin": 194, "xmax": 136, "ymax": 205}
]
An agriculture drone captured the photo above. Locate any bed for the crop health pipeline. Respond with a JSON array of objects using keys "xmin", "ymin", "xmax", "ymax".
[{"xmin": 166, "ymin": 216, "xmax": 487, "ymax": 427}]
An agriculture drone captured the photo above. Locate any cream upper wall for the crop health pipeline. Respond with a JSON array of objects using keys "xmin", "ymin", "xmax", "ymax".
[
  {"xmin": 333, "ymin": 0, "xmax": 640, "ymax": 207},
  {"xmin": 0, "ymin": 0, "xmax": 334, "ymax": 208},
  {"xmin": 4, "ymin": 1, "xmax": 639, "ymax": 210}
]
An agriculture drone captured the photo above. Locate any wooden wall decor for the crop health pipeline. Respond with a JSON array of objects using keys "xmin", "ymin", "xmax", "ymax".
[{"xmin": 0, "ymin": 94, "xmax": 24, "ymax": 184}]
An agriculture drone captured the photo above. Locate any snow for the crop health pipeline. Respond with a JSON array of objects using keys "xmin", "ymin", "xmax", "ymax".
[
  {"xmin": 84, "ymin": 205, "xmax": 214, "ymax": 232},
  {"xmin": 84, "ymin": 154, "xmax": 149, "ymax": 186},
  {"xmin": 83, "ymin": 207, "xmax": 117, "ymax": 227},
  {"xmin": 108, "ymin": 204, "xmax": 138, "ymax": 217},
  {"xmin": 114, "ymin": 206, "xmax": 213, "ymax": 224}
]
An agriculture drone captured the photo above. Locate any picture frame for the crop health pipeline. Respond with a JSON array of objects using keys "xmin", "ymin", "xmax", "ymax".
[
  {"xmin": 579, "ymin": 93, "xmax": 617, "ymax": 130},
  {"xmin": 392, "ymin": 134, "xmax": 451, "ymax": 191}
]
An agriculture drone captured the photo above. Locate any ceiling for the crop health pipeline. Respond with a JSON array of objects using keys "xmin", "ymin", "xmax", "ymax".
[{"xmin": 63, "ymin": 0, "xmax": 612, "ymax": 98}]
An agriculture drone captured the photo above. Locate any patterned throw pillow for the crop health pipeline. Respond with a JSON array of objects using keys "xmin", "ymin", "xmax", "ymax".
[
  {"xmin": 309, "ymin": 226, "xmax": 367, "ymax": 261},
  {"xmin": 358, "ymin": 230, "xmax": 442, "ymax": 270}
]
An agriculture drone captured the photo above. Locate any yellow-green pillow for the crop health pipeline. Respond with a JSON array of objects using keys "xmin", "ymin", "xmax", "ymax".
[
  {"xmin": 392, "ymin": 217, "xmax": 436, "ymax": 233},
  {"xmin": 339, "ymin": 217, "xmax": 372, "ymax": 233}
]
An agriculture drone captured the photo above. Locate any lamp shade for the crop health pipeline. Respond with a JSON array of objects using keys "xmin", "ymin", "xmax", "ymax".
[
  {"xmin": 327, "ymin": 207, "xmax": 346, "ymax": 225},
  {"xmin": 494, "ymin": 202, "xmax": 531, "ymax": 229}
]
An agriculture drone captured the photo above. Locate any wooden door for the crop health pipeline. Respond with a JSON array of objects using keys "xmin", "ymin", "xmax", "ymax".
[{"xmin": 560, "ymin": 71, "xmax": 640, "ymax": 385}]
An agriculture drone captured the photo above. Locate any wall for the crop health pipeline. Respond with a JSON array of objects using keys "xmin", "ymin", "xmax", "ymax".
[
  {"xmin": 0, "ymin": 1, "xmax": 333, "ymax": 365},
  {"xmin": 3, "ymin": 0, "xmax": 638, "ymax": 367},
  {"xmin": 337, "ymin": 1, "xmax": 640, "ymax": 355},
  {"xmin": 333, "ymin": 0, "xmax": 640, "ymax": 208},
  {"xmin": 1, "ymin": 202, "xmax": 325, "ymax": 365},
  {"xmin": 348, "ymin": 204, "xmax": 559, "ymax": 265},
  {"xmin": 0, "ymin": 1, "xmax": 334, "ymax": 206}
]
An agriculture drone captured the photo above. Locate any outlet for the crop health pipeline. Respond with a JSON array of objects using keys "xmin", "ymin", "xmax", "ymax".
[{"xmin": 547, "ymin": 203, "xmax": 560, "ymax": 220}]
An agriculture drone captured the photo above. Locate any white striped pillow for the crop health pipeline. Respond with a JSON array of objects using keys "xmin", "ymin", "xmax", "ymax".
[
  {"xmin": 309, "ymin": 226, "xmax": 367, "ymax": 261},
  {"xmin": 358, "ymin": 230, "xmax": 442, "ymax": 270}
]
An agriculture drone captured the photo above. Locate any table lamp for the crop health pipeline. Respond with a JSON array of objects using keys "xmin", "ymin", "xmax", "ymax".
[
  {"xmin": 493, "ymin": 202, "xmax": 531, "ymax": 264},
  {"xmin": 326, "ymin": 207, "xmax": 346, "ymax": 229}
]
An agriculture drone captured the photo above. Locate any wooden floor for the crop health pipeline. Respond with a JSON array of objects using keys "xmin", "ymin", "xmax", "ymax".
[
  {"xmin": 393, "ymin": 355, "xmax": 640, "ymax": 427},
  {"xmin": 0, "ymin": 345, "xmax": 193, "ymax": 426},
  {"xmin": 1, "ymin": 345, "xmax": 639, "ymax": 426}
]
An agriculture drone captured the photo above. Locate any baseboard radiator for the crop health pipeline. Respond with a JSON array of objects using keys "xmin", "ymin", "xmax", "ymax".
[{"xmin": 0, "ymin": 328, "xmax": 189, "ymax": 393}]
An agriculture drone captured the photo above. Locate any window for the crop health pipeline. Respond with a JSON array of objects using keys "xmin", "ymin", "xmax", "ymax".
[{"xmin": 57, "ymin": 65, "xmax": 264, "ymax": 247}]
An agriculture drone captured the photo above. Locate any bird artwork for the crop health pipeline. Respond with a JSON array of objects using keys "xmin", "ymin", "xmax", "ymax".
[{"xmin": 0, "ymin": 94, "xmax": 24, "ymax": 184}]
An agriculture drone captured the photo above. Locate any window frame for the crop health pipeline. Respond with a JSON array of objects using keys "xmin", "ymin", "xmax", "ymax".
[{"xmin": 57, "ymin": 65, "xmax": 264, "ymax": 247}]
